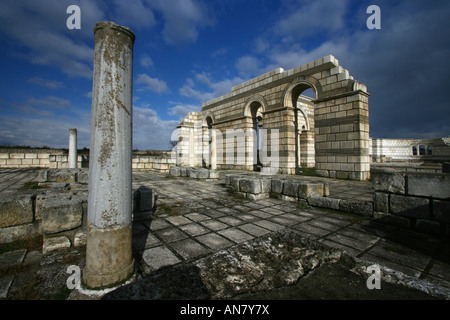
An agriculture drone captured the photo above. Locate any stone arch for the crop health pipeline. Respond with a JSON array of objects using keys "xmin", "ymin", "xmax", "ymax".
[
  {"xmin": 202, "ymin": 112, "xmax": 215, "ymax": 128},
  {"xmin": 282, "ymin": 75, "xmax": 321, "ymax": 109},
  {"xmin": 243, "ymin": 94, "xmax": 268, "ymax": 171},
  {"xmin": 243, "ymin": 94, "xmax": 267, "ymax": 118},
  {"xmin": 283, "ymin": 76, "xmax": 320, "ymax": 172}
]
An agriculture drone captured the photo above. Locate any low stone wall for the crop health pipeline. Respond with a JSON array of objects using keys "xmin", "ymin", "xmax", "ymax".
[
  {"xmin": 372, "ymin": 169, "xmax": 450, "ymax": 236},
  {"xmin": 225, "ymin": 174, "xmax": 327, "ymax": 202},
  {"xmin": 224, "ymin": 174, "xmax": 374, "ymax": 216},
  {"xmin": 0, "ymin": 149, "xmax": 175, "ymax": 172},
  {"xmin": 169, "ymin": 166, "xmax": 220, "ymax": 179},
  {"xmin": 370, "ymin": 138, "xmax": 450, "ymax": 163},
  {"xmin": 132, "ymin": 155, "xmax": 176, "ymax": 172},
  {"xmin": 0, "ymin": 169, "xmax": 157, "ymax": 253}
]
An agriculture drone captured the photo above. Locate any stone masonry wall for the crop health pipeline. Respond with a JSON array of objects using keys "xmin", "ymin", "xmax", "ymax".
[
  {"xmin": 371, "ymin": 138, "xmax": 450, "ymax": 163},
  {"xmin": 0, "ymin": 149, "xmax": 175, "ymax": 172},
  {"xmin": 0, "ymin": 169, "xmax": 157, "ymax": 252},
  {"xmin": 176, "ymin": 54, "xmax": 371, "ymax": 180},
  {"xmin": 372, "ymin": 169, "xmax": 450, "ymax": 236}
]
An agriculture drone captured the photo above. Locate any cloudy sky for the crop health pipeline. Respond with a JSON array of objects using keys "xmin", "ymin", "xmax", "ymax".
[{"xmin": 0, "ymin": 0, "xmax": 449, "ymax": 150}]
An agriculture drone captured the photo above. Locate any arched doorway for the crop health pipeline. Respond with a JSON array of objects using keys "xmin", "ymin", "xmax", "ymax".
[
  {"xmin": 202, "ymin": 114, "xmax": 216, "ymax": 169},
  {"xmin": 284, "ymin": 80, "xmax": 317, "ymax": 174},
  {"xmin": 245, "ymin": 100, "xmax": 264, "ymax": 171}
]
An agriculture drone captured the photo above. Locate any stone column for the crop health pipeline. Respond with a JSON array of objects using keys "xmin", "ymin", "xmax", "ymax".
[
  {"xmin": 83, "ymin": 21, "xmax": 135, "ymax": 289},
  {"xmin": 211, "ymin": 128, "xmax": 217, "ymax": 170},
  {"xmin": 68, "ymin": 128, "xmax": 77, "ymax": 169}
]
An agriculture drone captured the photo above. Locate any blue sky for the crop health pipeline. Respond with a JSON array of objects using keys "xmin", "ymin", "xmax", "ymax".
[{"xmin": 0, "ymin": 0, "xmax": 449, "ymax": 150}]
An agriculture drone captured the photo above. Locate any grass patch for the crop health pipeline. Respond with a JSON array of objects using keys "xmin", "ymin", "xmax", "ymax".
[
  {"xmin": 20, "ymin": 181, "xmax": 47, "ymax": 190},
  {"xmin": 296, "ymin": 168, "xmax": 319, "ymax": 177}
]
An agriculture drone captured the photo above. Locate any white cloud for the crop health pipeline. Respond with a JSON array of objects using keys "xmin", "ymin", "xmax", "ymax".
[
  {"xmin": 110, "ymin": 0, "xmax": 156, "ymax": 29},
  {"xmin": 180, "ymin": 72, "xmax": 244, "ymax": 102},
  {"xmin": 274, "ymin": 0, "xmax": 349, "ymax": 39},
  {"xmin": 133, "ymin": 104, "xmax": 179, "ymax": 150},
  {"xmin": 140, "ymin": 54, "xmax": 154, "ymax": 68},
  {"xmin": 236, "ymin": 55, "xmax": 263, "ymax": 78},
  {"xmin": 168, "ymin": 103, "xmax": 201, "ymax": 119},
  {"xmin": 27, "ymin": 77, "xmax": 64, "ymax": 89},
  {"xmin": 136, "ymin": 73, "xmax": 169, "ymax": 94},
  {"xmin": 153, "ymin": 0, "xmax": 214, "ymax": 46}
]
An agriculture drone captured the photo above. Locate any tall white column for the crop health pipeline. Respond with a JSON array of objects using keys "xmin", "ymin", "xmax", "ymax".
[
  {"xmin": 68, "ymin": 128, "xmax": 77, "ymax": 169},
  {"xmin": 83, "ymin": 21, "xmax": 135, "ymax": 289}
]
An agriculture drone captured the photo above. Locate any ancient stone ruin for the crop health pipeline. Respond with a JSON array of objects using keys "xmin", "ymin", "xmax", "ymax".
[{"xmin": 175, "ymin": 55, "xmax": 370, "ymax": 180}]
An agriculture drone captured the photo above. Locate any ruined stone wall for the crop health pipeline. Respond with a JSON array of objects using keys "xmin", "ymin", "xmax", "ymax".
[
  {"xmin": 176, "ymin": 54, "xmax": 371, "ymax": 180},
  {"xmin": 372, "ymin": 169, "xmax": 450, "ymax": 236},
  {"xmin": 0, "ymin": 149, "xmax": 174, "ymax": 172},
  {"xmin": 371, "ymin": 138, "xmax": 450, "ymax": 162}
]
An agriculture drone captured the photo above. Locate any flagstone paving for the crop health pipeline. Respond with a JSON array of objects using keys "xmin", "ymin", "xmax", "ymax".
[{"xmin": 0, "ymin": 168, "xmax": 449, "ymax": 299}]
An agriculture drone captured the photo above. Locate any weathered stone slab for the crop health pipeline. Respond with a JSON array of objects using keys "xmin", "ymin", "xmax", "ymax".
[
  {"xmin": 271, "ymin": 179, "xmax": 286, "ymax": 196},
  {"xmin": 298, "ymin": 182, "xmax": 324, "ymax": 199},
  {"xmin": 169, "ymin": 166, "xmax": 181, "ymax": 177},
  {"xmin": 390, "ymin": 194, "xmax": 429, "ymax": 219},
  {"xmin": 282, "ymin": 180, "xmax": 301, "ymax": 198},
  {"xmin": 42, "ymin": 236, "xmax": 71, "ymax": 254},
  {"xmin": 198, "ymin": 168, "xmax": 210, "ymax": 179},
  {"xmin": 0, "ymin": 193, "xmax": 34, "ymax": 228},
  {"xmin": 48, "ymin": 169, "xmax": 76, "ymax": 183},
  {"xmin": 209, "ymin": 170, "xmax": 220, "ymax": 179},
  {"xmin": 406, "ymin": 173, "xmax": 450, "ymax": 199},
  {"xmin": 135, "ymin": 186, "xmax": 155, "ymax": 212},
  {"xmin": 371, "ymin": 170, "xmax": 405, "ymax": 194},
  {"xmin": 339, "ymin": 199, "xmax": 373, "ymax": 216},
  {"xmin": 374, "ymin": 192, "xmax": 389, "ymax": 213},
  {"xmin": 239, "ymin": 178, "xmax": 262, "ymax": 194},
  {"xmin": 307, "ymin": 195, "xmax": 340, "ymax": 210},
  {"xmin": 229, "ymin": 175, "xmax": 243, "ymax": 192},
  {"xmin": 41, "ymin": 195, "xmax": 83, "ymax": 234}
]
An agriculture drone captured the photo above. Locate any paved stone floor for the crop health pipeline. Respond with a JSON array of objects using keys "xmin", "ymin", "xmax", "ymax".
[{"xmin": 1, "ymin": 168, "xmax": 450, "ymax": 300}]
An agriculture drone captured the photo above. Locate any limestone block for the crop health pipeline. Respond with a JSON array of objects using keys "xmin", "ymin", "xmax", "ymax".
[
  {"xmin": 371, "ymin": 170, "xmax": 405, "ymax": 194},
  {"xmin": 406, "ymin": 173, "xmax": 450, "ymax": 199},
  {"xmin": 180, "ymin": 167, "xmax": 188, "ymax": 177},
  {"xmin": 229, "ymin": 175, "xmax": 243, "ymax": 192},
  {"xmin": 76, "ymin": 169, "xmax": 89, "ymax": 183},
  {"xmin": 209, "ymin": 170, "xmax": 220, "ymax": 179},
  {"xmin": 298, "ymin": 182, "xmax": 324, "ymax": 199},
  {"xmin": 433, "ymin": 200, "xmax": 450, "ymax": 223},
  {"xmin": 271, "ymin": 179, "xmax": 286, "ymax": 196},
  {"xmin": 135, "ymin": 186, "xmax": 155, "ymax": 212},
  {"xmin": 261, "ymin": 179, "xmax": 272, "ymax": 194},
  {"xmin": 282, "ymin": 180, "xmax": 301, "ymax": 198},
  {"xmin": 339, "ymin": 199, "xmax": 373, "ymax": 216},
  {"xmin": 37, "ymin": 170, "xmax": 49, "ymax": 182},
  {"xmin": 74, "ymin": 230, "xmax": 87, "ymax": 247},
  {"xmin": 41, "ymin": 194, "xmax": 83, "ymax": 234},
  {"xmin": 374, "ymin": 192, "xmax": 389, "ymax": 213},
  {"xmin": 240, "ymin": 178, "xmax": 262, "ymax": 194},
  {"xmin": 43, "ymin": 235, "xmax": 71, "ymax": 254},
  {"xmin": 48, "ymin": 169, "xmax": 76, "ymax": 183},
  {"xmin": 389, "ymin": 195, "xmax": 429, "ymax": 219},
  {"xmin": 169, "ymin": 166, "xmax": 181, "ymax": 177},
  {"xmin": 0, "ymin": 193, "xmax": 34, "ymax": 228},
  {"xmin": 307, "ymin": 195, "xmax": 340, "ymax": 210},
  {"xmin": 198, "ymin": 168, "xmax": 210, "ymax": 179}
]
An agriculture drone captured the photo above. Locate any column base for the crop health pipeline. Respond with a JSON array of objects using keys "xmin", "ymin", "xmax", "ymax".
[{"xmin": 83, "ymin": 224, "xmax": 134, "ymax": 289}]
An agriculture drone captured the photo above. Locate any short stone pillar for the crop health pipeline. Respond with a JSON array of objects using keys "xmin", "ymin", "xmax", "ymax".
[
  {"xmin": 83, "ymin": 21, "xmax": 135, "ymax": 289},
  {"xmin": 68, "ymin": 128, "xmax": 77, "ymax": 169}
]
